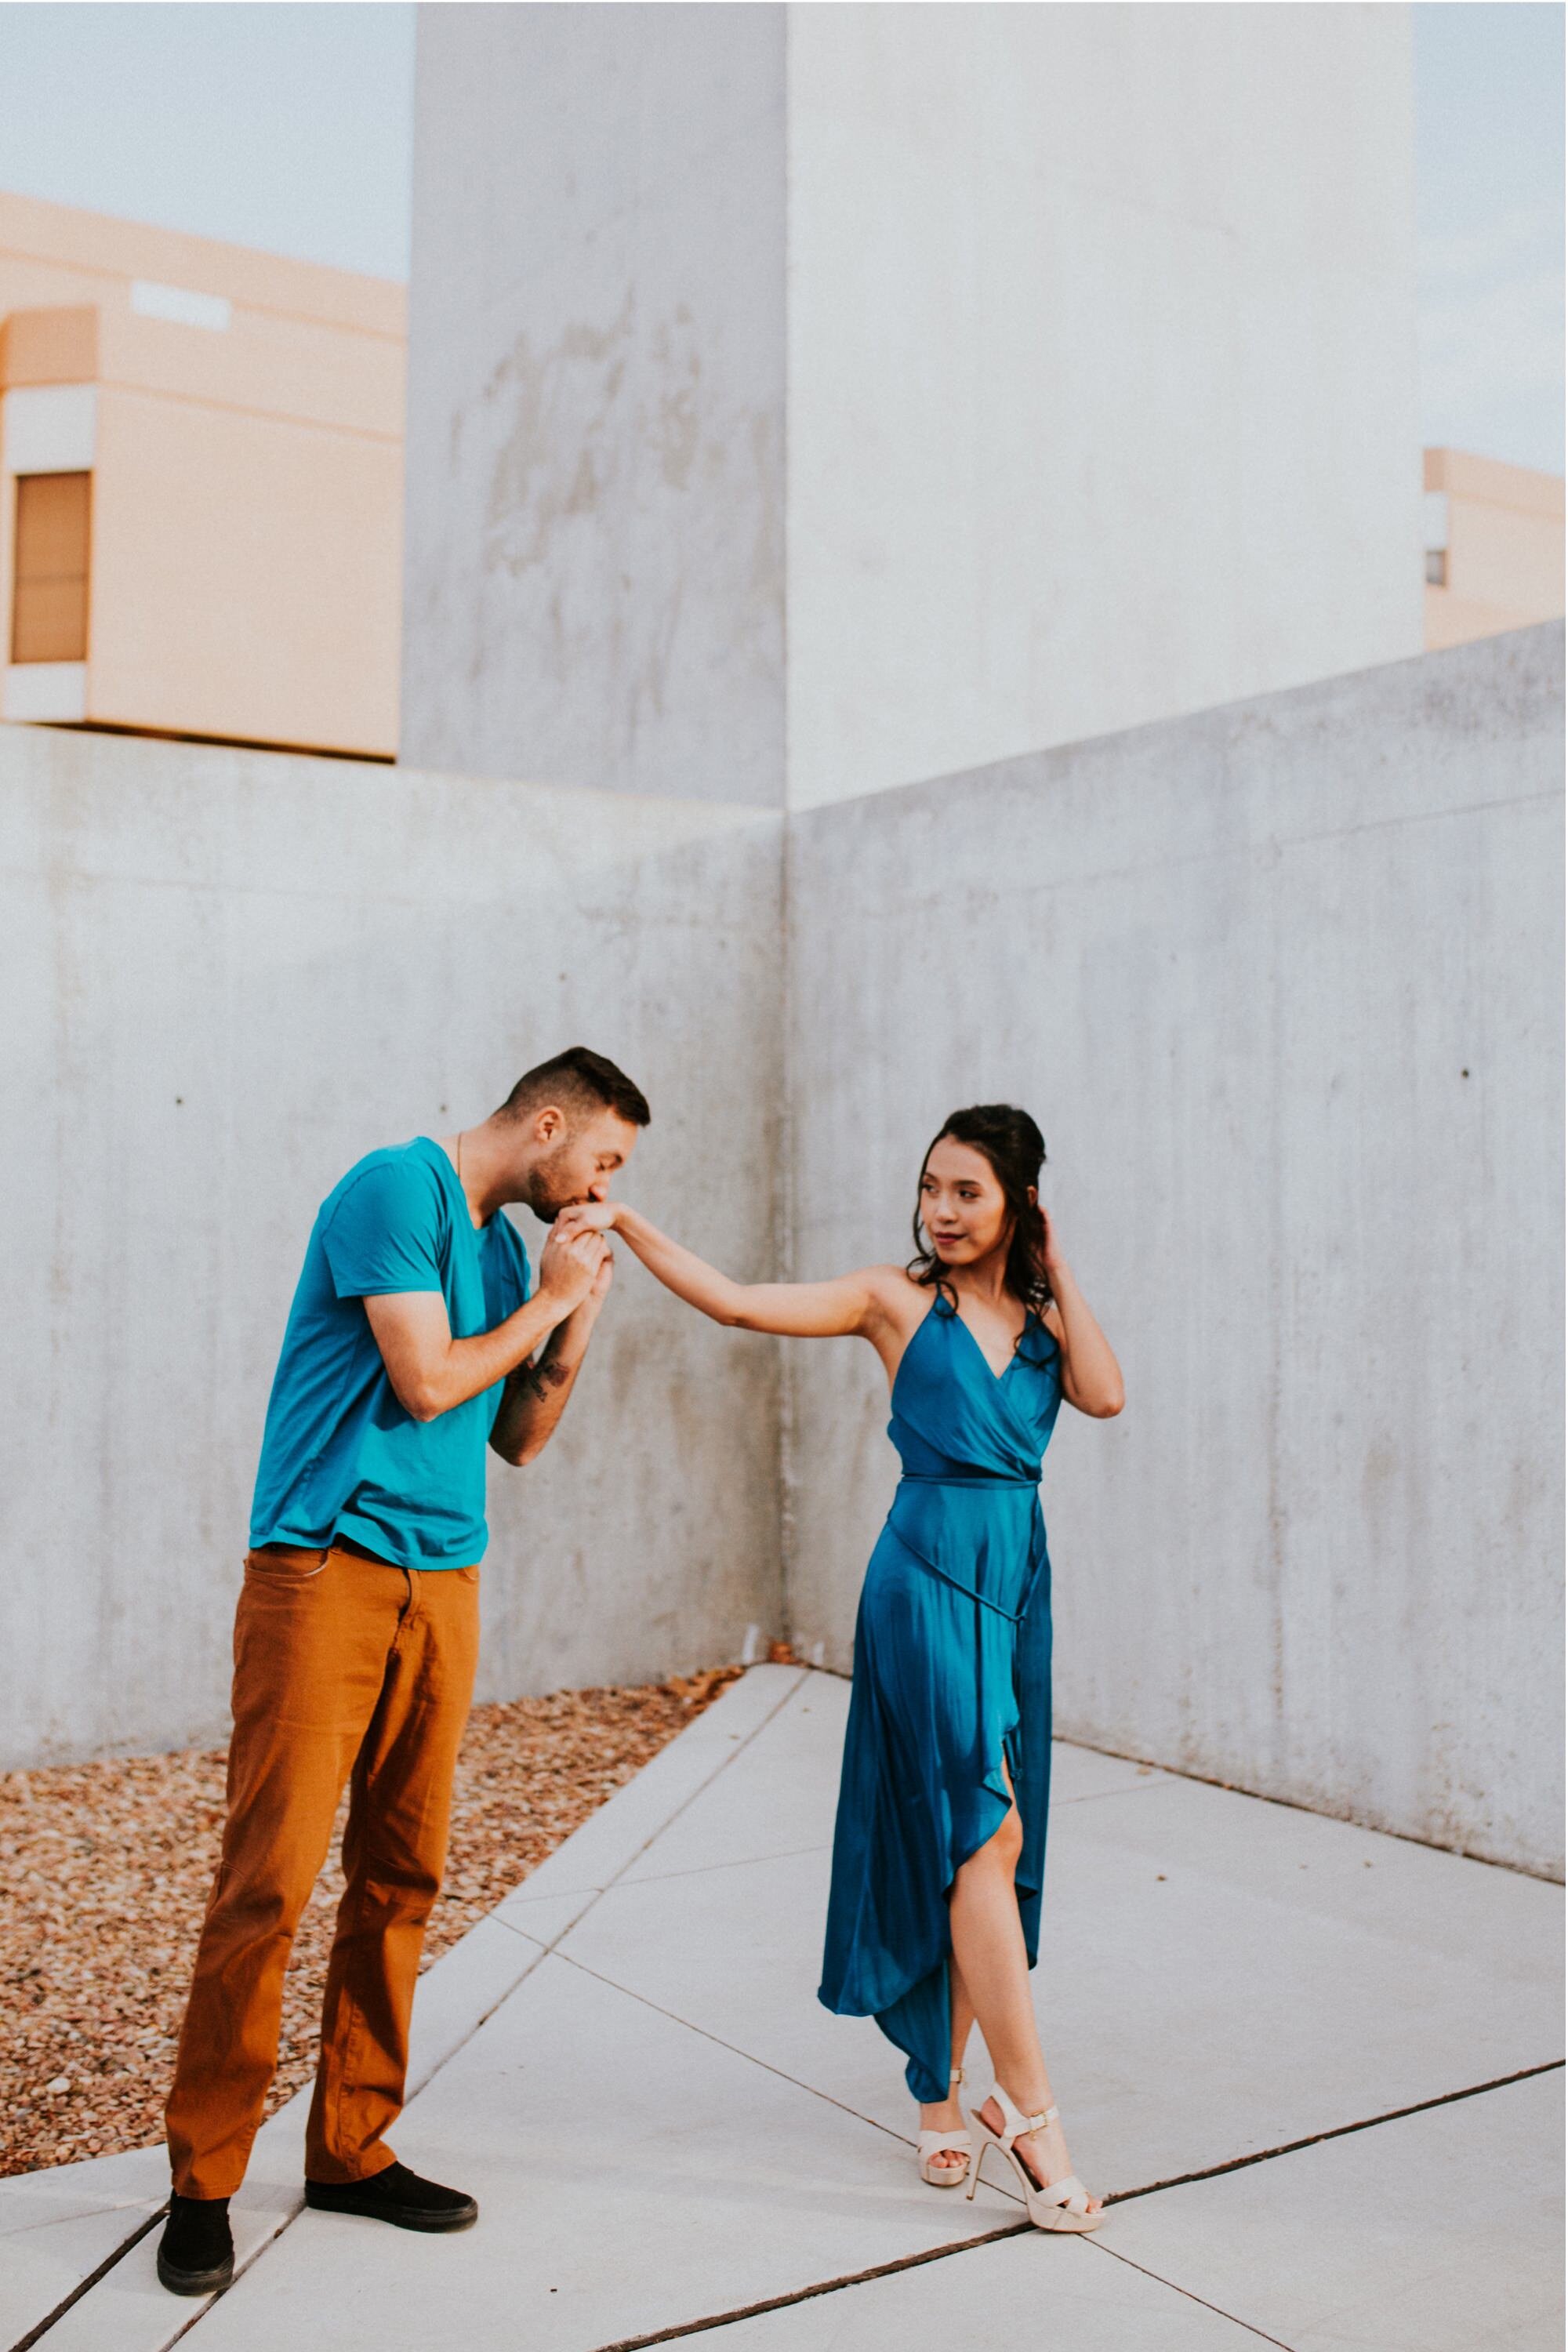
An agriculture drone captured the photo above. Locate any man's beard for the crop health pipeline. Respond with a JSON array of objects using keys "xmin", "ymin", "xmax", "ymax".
[{"xmin": 524, "ymin": 1156, "xmax": 580, "ymax": 1221}]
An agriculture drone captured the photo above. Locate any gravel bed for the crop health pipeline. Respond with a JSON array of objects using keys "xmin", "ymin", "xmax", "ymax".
[{"xmin": 0, "ymin": 1667, "xmax": 744, "ymax": 2179}]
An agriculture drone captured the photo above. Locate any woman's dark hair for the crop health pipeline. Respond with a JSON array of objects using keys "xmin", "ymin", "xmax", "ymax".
[{"xmin": 908, "ymin": 1103, "xmax": 1051, "ymax": 1323}]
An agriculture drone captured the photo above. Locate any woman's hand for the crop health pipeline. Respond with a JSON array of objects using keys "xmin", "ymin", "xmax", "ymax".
[
  {"xmin": 1038, "ymin": 1201, "xmax": 1070, "ymax": 1287},
  {"xmin": 1038, "ymin": 1206, "xmax": 1123, "ymax": 1419},
  {"xmin": 557, "ymin": 1201, "xmax": 619, "ymax": 1236}
]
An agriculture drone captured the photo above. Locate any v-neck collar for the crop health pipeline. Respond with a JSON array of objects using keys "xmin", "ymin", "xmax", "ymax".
[{"xmin": 950, "ymin": 1301, "xmax": 1029, "ymax": 1385}]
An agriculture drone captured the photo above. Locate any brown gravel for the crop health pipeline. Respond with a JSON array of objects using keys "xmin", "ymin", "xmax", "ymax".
[{"xmin": 0, "ymin": 1666, "xmax": 744, "ymax": 2179}]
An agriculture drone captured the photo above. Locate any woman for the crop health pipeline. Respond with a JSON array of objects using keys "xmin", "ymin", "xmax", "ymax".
[{"xmin": 570, "ymin": 1104, "xmax": 1123, "ymax": 2230}]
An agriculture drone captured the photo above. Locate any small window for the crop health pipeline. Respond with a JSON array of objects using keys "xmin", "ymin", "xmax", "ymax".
[
  {"xmin": 1425, "ymin": 548, "xmax": 1448, "ymax": 588},
  {"xmin": 11, "ymin": 470, "xmax": 92, "ymax": 664}
]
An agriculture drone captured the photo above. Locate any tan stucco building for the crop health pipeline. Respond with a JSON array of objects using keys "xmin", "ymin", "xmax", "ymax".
[
  {"xmin": 1423, "ymin": 446, "xmax": 1564, "ymax": 654},
  {"xmin": 0, "ymin": 191, "xmax": 403, "ymax": 757}
]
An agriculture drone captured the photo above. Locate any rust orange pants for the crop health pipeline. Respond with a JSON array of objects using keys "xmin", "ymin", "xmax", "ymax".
[{"xmin": 165, "ymin": 1543, "xmax": 480, "ymax": 2199}]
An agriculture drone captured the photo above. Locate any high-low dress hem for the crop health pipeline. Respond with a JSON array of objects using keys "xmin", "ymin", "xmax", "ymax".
[{"xmin": 816, "ymin": 1298, "xmax": 1060, "ymax": 2104}]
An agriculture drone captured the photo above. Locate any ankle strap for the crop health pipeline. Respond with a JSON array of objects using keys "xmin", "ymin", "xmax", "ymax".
[{"xmin": 988, "ymin": 2084, "xmax": 1059, "ymax": 2143}]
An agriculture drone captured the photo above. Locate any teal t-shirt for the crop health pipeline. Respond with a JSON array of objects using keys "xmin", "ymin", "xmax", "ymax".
[{"xmin": 249, "ymin": 1137, "xmax": 532, "ymax": 1569}]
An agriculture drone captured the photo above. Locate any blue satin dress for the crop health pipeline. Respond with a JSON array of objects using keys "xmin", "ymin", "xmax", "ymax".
[{"xmin": 818, "ymin": 1292, "xmax": 1062, "ymax": 2102}]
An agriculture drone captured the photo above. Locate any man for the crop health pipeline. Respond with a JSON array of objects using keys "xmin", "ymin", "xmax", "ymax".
[{"xmin": 158, "ymin": 1047, "xmax": 649, "ymax": 2296}]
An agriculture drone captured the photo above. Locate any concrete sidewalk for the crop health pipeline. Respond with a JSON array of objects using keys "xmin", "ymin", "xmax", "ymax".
[{"xmin": 5, "ymin": 1664, "xmax": 1562, "ymax": 2352}]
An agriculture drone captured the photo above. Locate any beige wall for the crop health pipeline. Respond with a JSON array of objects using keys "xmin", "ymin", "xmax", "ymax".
[
  {"xmin": 0, "ymin": 191, "xmax": 404, "ymax": 756},
  {"xmin": 1425, "ymin": 448, "xmax": 1564, "ymax": 653}
]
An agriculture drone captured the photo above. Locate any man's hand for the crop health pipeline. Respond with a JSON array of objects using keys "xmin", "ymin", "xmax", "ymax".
[
  {"xmin": 489, "ymin": 1229, "xmax": 614, "ymax": 1467},
  {"xmin": 535, "ymin": 1218, "xmax": 608, "ymax": 1315},
  {"xmin": 556, "ymin": 1231, "xmax": 615, "ymax": 1333}
]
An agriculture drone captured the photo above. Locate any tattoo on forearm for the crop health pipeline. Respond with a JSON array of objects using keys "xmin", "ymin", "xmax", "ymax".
[{"xmin": 516, "ymin": 1353, "xmax": 572, "ymax": 1406}]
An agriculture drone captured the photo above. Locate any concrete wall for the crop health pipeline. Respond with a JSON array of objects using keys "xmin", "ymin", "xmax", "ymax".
[
  {"xmin": 402, "ymin": 1, "xmax": 1421, "ymax": 810},
  {"xmin": 0, "ymin": 723, "xmax": 785, "ymax": 1766},
  {"xmin": 401, "ymin": 3, "xmax": 786, "ymax": 805},
  {"xmin": 7, "ymin": 631, "xmax": 1559, "ymax": 1876},
  {"xmin": 786, "ymin": 2, "xmax": 1422, "ymax": 808},
  {"xmin": 783, "ymin": 625, "xmax": 1563, "ymax": 1875}
]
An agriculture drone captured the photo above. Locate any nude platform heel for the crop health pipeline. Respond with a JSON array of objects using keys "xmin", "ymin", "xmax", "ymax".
[
  {"xmin": 916, "ymin": 2067, "xmax": 973, "ymax": 2187},
  {"xmin": 965, "ymin": 2082, "xmax": 1102, "ymax": 2231}
]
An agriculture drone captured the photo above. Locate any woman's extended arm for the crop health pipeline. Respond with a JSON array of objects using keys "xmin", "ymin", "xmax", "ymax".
[
  {"xmin": 1040, "ymin": 1209, "xmax": 1124, "ymax": 1418},
  {"xmin": 562, "ymin": 1203, "xmax": 886, "ymax": 1340}
]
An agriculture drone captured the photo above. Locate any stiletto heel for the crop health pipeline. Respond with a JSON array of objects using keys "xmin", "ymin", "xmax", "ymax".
[
  {"xmin": 967, "ymin": 2083, "xmax": 1102, "ymax": 2232},
  {"xmin": 916, "ymin": 2067, "xmax": 974, "ymax": 2187}
]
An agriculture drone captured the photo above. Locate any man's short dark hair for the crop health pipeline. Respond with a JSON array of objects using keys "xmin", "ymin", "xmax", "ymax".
[{"xmin": 499, "ymin": 1047, "xmax": 651, "ymax": 1131}]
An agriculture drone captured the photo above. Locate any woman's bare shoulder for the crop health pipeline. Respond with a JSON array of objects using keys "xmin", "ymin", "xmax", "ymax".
[{"xmin": 857, "ymin": 1263, "xmax": 933, "ymax": 1327}]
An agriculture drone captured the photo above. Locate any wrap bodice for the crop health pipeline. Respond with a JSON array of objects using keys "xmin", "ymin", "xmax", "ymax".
[{"xmin": 883, "ymin": 1293, "xmax": 1062, "ymax": 1626}]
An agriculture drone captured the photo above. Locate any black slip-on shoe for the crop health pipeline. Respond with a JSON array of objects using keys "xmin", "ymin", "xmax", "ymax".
[
  {"xmin": 303, "ymin": 2160, "xmax": 477, "ymax": 2234},
  {"xmin": 156, "ymin": 2194, "xmax": 234, "ymax": 2296}
]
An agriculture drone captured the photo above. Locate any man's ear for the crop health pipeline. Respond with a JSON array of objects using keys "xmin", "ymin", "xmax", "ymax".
[{"xmin": 534, "ymin": 1105, "xmax": 565, "ymax": 1145}]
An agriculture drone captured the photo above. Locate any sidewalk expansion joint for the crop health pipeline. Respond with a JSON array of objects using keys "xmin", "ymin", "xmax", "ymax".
[
  {"xmin": 581, "ymin": 2217, "xmax": 1290, "ymax": 2352},
  {"xmin": 583, "ymin": 2222, "xmax": 1035, "ymax": 2352},
  {"xmin": 546, "ymin": 1947, "xmax": 931, "ymax": 2150},
  {"xmin": 1082, "ymin": 2239, "xmax": 1296, "ymax": 2350},
  {"xmin": 597, "ymin": 1840, "xmax": 833, "ymax": 1890},
  {"xmin": 12, "ymin": 1670, "xmax": 815, "ymax": 2350},
  {"xmin": 1050, "ymin": 1735, "xmax": 1566, "ymax": 1879},
  {"xmin": 1102, "ymin": 2056, "xmax": 1565, "ymax": 2205},
  {"xmin": 7, "ymin": 2207, "xmax": 165, "ymax": 2352},
  {"xmin": 580, "ymin": 2062, "xmax": 1567, "ymax": 2352}
]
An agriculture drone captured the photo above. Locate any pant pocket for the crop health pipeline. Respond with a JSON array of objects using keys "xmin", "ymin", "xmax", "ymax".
[{"xmin": 244, "ymin": 1544, "xmax": 332, "ymax": 1581}]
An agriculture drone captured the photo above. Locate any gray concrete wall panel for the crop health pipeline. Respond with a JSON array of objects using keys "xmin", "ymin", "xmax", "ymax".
[
  {"xmin": 0, "ymin": 728, "xmax": 786, "ymax": 1764},
  {"xmin": 785, "ymin": 2, "xmax": 1423, "ymax": 807},
  {"xmin": 401, "ymin": 2, "xmax": 786, "ymax": 805},
  {"xmin": 401, "ymin": 2, "xmax": 1420, "ymax": 811},
  {"xmin": 782, "ymin": 626, "xmax": 1563, "ymax": 1875},
  {"xmin": 5, "ymin": 629, "xmax": 1559, "ymax": 1878}
]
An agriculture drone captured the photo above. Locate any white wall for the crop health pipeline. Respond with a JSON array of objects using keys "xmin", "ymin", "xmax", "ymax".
[
  {"xmin": 401, "ymin": 2, "xmax": 786, "ymax": 806},
  {"xmin": 402, "ymin": 2, "xmax": 1421, "ymax": 812},
  {"xmin": 783, "ymin": 626, "xmax": 1563, "ymax": 1875},
  {"xmin": 0, "ymin": 724, "xmax": 786, "ymax": 1766},
  {"xmin": 786, "ymin": 2, "xmax": 1422, "ymax": 808}
]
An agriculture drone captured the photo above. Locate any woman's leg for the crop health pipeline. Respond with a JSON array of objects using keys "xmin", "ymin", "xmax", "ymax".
[
  {"xmin": 949, "ymin": 1954, "xmax": 977, "ymax": 2075},
  {"xmin": 916, "ymin": 1955, "xmax": 976, "ymax": 2172},
  {"xmin": 947, "ymin": 1801, "xmax": 1101, "ymax": 2210}
]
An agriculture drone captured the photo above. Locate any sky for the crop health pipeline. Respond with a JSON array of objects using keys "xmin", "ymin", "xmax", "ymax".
[
  {"xmin": 0, "ymin": 2, "xmax": 1559, "ymax": 474},
  {"xmin": 1414, "ymin": 2, "xmax": 1563, "ymax": 470}
]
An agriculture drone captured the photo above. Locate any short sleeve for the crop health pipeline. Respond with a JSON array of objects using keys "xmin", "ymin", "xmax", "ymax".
[{"xmin": 321, "ymin": 1159, "xmax": 445, "ymax": 1300}]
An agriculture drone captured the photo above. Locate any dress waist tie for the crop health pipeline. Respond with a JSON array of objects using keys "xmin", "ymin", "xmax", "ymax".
[{"xmin": 888, "ymin": 1472, "xmax": 1045, "ymax": 1625}]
